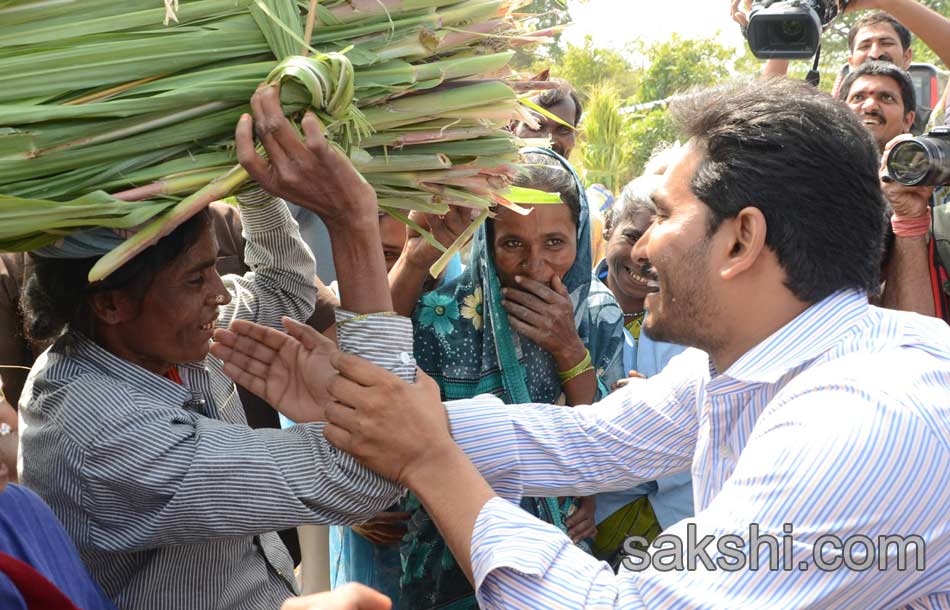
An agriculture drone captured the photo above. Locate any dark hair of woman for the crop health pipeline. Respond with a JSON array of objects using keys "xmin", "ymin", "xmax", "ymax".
[
  {"xmin": 21, "ymin": 208, "xmax": 213, "ymax": 343},
  {"xmin": 510, "ymin": 152, "xmax": 581, "ymax": 225}
]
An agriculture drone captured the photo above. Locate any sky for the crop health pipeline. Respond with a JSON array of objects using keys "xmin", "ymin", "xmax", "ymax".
[{"xmin": 562, "ymin": 0, "xmax": 748, "ymax": 61}]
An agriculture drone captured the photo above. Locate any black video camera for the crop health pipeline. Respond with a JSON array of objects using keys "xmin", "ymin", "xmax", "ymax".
[
  {"xmin": 746, "ymin": 0, "xmax": 849, "ymax": 59},
  {"xmin": 885, "ymin": 127, "xmax": 950, "ymax": 186}
]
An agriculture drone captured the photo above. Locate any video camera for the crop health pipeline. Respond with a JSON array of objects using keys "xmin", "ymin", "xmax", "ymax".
[
  {"xmin": 746, "ymin": 0, "xmax": 850, "ymax": 59},
  {"xmin": 885, "ymin": 127, "xmax": 950, "ymax": 186}
]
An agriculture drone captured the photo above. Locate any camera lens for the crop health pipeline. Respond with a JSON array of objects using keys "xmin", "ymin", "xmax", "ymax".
[
  {"xmin": 887, "ymin": 140, "xmax": 931, "ymax": 186},
  {"xmin": 780, "ymin": 20, "xmax": 806, "ymax": 42},
  {"xmin": 887, "ymin": 135, "xmax": 950, "ymax": 186}
]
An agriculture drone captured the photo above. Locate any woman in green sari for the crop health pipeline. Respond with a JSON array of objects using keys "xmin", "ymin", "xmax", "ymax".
[{"xmin": 402, "ymin": 148, "xmax": 625, "ymax": 609}]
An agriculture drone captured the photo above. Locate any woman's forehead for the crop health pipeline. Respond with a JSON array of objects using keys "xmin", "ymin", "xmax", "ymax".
[{"xmin": 494, "ymin": 202, "xmax": 575, "ymax": 233}]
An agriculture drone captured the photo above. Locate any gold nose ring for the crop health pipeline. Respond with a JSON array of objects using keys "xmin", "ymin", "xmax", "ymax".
[{"xmin": 215, "ymin": 294, "xmax": 226, "ymax": 305}]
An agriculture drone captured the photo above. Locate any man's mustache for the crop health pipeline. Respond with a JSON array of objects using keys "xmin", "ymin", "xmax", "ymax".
[{"xmin": 861, "ymin": 110, "xmax": 886, "ymax": 124}]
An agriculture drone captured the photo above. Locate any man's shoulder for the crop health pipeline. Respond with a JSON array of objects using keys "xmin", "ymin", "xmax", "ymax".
[{"xmin": 766, "ymin": 311, "xmax": 950, "ymax": 446}]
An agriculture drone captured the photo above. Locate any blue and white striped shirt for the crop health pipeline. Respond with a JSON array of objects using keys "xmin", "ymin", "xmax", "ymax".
[
  {"xmin": 447, "ymin": 290, "xmax": 950, "ymax": 609},
  {"xmin": 18, "ymin": 195, "xmax": 415, "ymax": 610}
]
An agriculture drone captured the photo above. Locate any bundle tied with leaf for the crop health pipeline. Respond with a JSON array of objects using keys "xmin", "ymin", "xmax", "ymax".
[{"xmin": 0, "ymin": 0, "xmax": 570, "ymax": 280}]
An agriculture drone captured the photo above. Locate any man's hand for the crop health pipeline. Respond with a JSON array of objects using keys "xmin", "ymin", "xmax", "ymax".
[
  {"xmin": 352, "ymin": 511, "xmax": 412, "ymax": 546},
  {"xmin": 566, "ymin": 496, "xmax": 597, "ymax": 543},
  {"xmin": 731, "ymin": 0, "xmax": 751, "ymax": 28},
  {"xmin": 881, "ymin": 134, "xmax": 934, "ymax": 219},
  {"xmin": 501, "ymin": 275, "xmax": 585, "ymax": 370},
  {"xmin": 325, "ymin": 352, "xmax": 454, "ymax": 487},
  {"xmin": 211, "ymin": 317, "xmax": 337, "ymax": 424},
  {"xmin": 281, "ymin": 583, "xmax": 391, "ymax": 610},
  {"xmin": 611, "ymin": 370, "xmax": 646, "ymax": 392},
  {"xmin": 235, "ymin": 85, "xmax": 378, "ymax": 231},
  {"xmin": 402, "ymin": 208, "xmax": 473, "ymax": 270}
]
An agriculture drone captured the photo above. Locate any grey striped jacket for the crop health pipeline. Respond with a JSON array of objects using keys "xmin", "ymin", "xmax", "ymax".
[{"xmin": 18, "ymin": 195, "xmax": 414, "ymax": 610}]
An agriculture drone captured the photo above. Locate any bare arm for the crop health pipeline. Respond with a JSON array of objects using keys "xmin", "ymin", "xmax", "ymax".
[
  {"xmin": 389, "ymin": 208, "xmax": 472, "ymax": 317},
  {"xmin": 871, "ymin": 0, "xmax": 950, "ymax": 68},
  {"xmin": 762, "ymin": 59, "xmax": 790, "ymax": 77},
  {"xmin": 237, "ymin": 85, "xmax": 391, "ymax": 315},
  {"xmin": 882, "ymin": 235, "xmax": 936, "ymax": 315},
  {"xmin": 879, "ymin": 135, "xmax": 937, "ymax": 316}
]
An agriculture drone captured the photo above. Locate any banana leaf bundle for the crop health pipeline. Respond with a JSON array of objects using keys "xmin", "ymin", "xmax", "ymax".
[{"xmin": 0, "ymin": 0, "xmax": 565, "ymax": 279}]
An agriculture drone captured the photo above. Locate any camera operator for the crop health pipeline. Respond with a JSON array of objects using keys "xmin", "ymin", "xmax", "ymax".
[
  {"xmin": 839, "ymin": 60, "xmax": 917, "ymax": 151},
  {"xmin": 731, "ymin": 0, "xmax": 950, "ymax": 82},
  {"xmin": 836, "ymin": 61, "xmax": 940, "ymax": 317}
]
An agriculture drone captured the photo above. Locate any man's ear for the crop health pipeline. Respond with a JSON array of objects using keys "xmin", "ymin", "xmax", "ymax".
[
  {"xmin": 903, "ymin": 109, "xmax": 916, "ymax": 133},
  {"xmin": 903, "ymin": 47, "xmax": 913, "ymax": 68},
  {"xmin": 90, "ymin": 290, "xmax": 136, "ymax": 326},
  {"xmin": 718, "ymin": 206, "xmax": 768, "ymax": 281}
]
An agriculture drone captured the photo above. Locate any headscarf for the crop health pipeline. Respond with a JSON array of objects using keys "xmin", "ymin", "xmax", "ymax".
[
  {"xmin": 401, "ymin": 147, "xmax": 624, "ymax": 609},
  {"xmin": 412, "ymin": 147, "xmax": 624, "ymax": 403}
]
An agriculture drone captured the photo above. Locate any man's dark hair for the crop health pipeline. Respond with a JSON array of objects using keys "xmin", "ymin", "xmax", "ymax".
[
  {"xmin": 21, "ymin": 208, "xmax": 213, "ymax": 342},
  {"xmin": 848, "ymin": 11, "xmax": 912, "ymax": 53},
  {"xmin": 670, "ymin": 78, "xmax": 886, "ymax": 303},
  {"xmin": 535, "ymin": 80, "xmax": 583, "ymax": 127},
  {"xmin": 837, "ymin": 60, "xmax": 916, "ymax": 115}
]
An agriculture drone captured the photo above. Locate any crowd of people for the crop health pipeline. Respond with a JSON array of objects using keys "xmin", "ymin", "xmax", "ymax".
[{"xmin": 1, "ymin": 1, "xmax": 950, "ymax": 609}]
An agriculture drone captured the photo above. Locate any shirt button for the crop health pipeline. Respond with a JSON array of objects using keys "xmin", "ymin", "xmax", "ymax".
[{"xmin": 399, "ymin": 351, "xmax": 412, "ymax": 365}]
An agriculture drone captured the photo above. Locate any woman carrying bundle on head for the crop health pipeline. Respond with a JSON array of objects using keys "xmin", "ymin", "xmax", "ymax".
[{"xmin": 15, "ymin": 88, "xmax": 416, "ymax": 610}]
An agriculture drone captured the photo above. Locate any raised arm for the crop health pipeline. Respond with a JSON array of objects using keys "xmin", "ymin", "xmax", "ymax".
[
  {"xmin": 864, "ymin": 0, "xmax": 950, "ymax": 68},
  {"xmin": 236, "ymin": 85, "xmax": 391, "ymax": 315},
  {"xmin": 879, "ymin": 135, "xmax": 936, "ymax": 316},
  {"xmin": 389, "ymin": 208, "xmax": 472, "ymax": 316}
]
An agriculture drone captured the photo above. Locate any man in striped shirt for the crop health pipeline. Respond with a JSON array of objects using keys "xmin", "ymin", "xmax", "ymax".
[{"xmin": 218, "ymin": 79, "xmax": 950, "ymax": 609}]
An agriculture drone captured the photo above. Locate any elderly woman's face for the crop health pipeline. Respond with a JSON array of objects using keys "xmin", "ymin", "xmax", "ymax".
[
  {"xmin": 604, "ymin": 209, "xmax": 658, "ymax": 302},
  {"xmin": 104, "ymin": 227, "xmax": 232, "ymax": 374},
  {"xmin": 492, "ymin": 203, "xmax": 577, "ymax": 289}
]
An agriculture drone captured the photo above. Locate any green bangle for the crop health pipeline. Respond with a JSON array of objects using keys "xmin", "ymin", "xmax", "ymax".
[{"xmin": 558, "ymin": 349, "xmax": 593, "ymax": 384}]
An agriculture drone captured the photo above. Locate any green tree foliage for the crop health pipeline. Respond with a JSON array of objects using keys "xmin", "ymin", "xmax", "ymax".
[
  {"xmin": 510, "ymin": 0, "xmax": 570, "ymax": 69},
  {"xmin": 637, "ymin": 34, "xmax": 733, "ymax": 101},
  {"xmin": 566, "ymin": 35, "xmax": 739, "ymax": 187},
  {"xmin": 554, "ymin": 36, "xmax": 640, "ymax": 101}
]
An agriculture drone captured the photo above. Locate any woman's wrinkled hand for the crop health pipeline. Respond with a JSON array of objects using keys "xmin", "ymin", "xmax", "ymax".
[{"xmin": 501, "ymin": 275, "xmax": 585, "ymax": 369}]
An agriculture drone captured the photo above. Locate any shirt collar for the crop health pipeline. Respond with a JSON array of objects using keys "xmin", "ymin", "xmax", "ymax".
[
  {"xmin": 714, "ymin": 289, "xmax": 869, "ymax": 384},
  {"xmin": 66, "ymin": 332, "xmax": 193, "ymax": 404}
]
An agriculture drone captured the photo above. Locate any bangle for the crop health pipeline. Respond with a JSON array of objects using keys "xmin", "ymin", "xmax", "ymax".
[
  {"xmin": 892, "ymin": 208, "xmax": 931, "ymax": 238},
  {"xmin": 335, "ymin": 311, "xmax": 401, "ymax": 329},
  {"xmin": 558, "ymin": 349, "xmax": 593, "ymax": 384}
]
